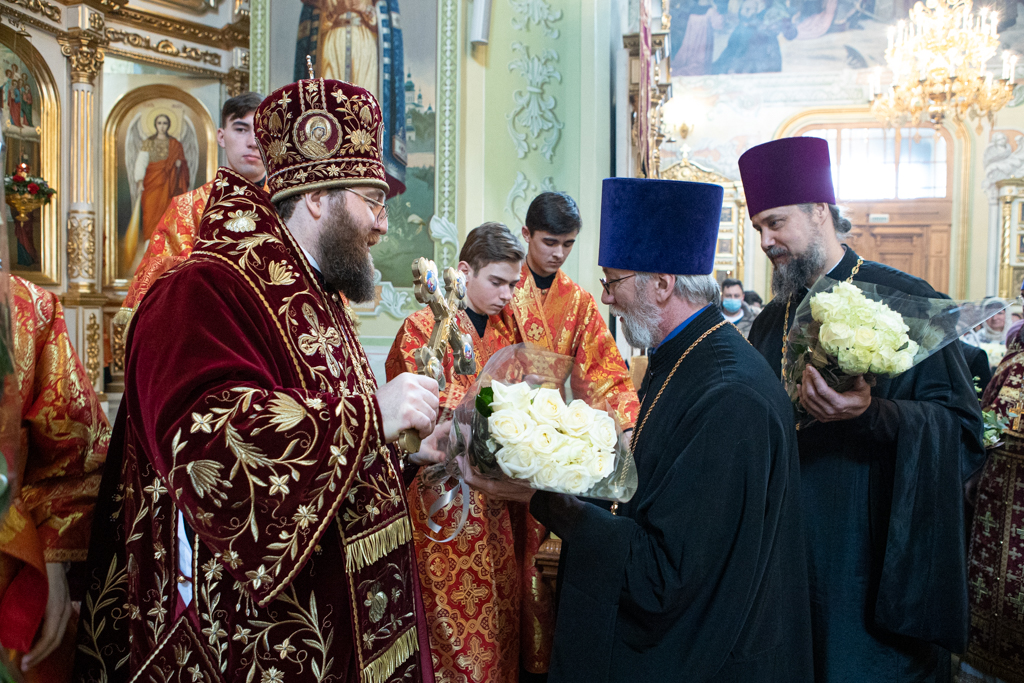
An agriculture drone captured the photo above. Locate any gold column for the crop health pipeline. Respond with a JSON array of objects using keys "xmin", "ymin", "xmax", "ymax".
[
  {"xmin": 59, "ymin": 23, "xmax": 105, "ymax": 294},
  {"xmin": 59, "ymin": 10, "xmax": 108, "ymax": 398},
  {"xmin": 995, "ymin": 178, "xmax": 1024, "ymax": 298}
]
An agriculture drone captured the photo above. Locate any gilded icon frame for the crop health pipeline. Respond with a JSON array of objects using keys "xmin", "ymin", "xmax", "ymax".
[
  {"xmin": 102, "ymin": 84, "xmax": 217, "ymax": 290},
  {"xmin": 1, "ymin": 25, "xmax": 61, "ymax": 286}
]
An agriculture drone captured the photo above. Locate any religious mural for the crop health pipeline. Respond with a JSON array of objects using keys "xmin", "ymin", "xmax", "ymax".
[
  {"xmin": 671, "ymin": 0, "xmax": 1024, "ymax": 76},
  {"xmin": 0, "ymin": 45, "xmax": 42, "ymax": 272},
  {"xmin": 294, "ymin": 0, "xmax": 436, "ymax": 290},
  {"xmin": 109, "ymin": 91, "xmax": 211, "ymax": 281}
]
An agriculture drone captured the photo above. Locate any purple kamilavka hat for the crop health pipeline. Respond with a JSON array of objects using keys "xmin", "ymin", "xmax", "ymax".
[{"xmin": 737, "ymin": 137, "xmax": 836, "ymax": 218}]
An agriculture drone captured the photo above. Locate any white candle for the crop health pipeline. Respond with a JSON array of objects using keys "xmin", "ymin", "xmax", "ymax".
[{"xmin": 1012, "ymin": 56, "xmax": 1018, "ymax": 85}]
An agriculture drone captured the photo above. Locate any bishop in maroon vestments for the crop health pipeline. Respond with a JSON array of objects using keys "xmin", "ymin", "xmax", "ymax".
[{"xmin": 73, "ymin": 77, "xmax": 440, "ymax": 683}]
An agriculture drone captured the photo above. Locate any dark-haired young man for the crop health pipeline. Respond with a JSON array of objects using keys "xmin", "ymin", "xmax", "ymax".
[
  {"xmin": 386, "ymin": 222, "xmax": 533, "ymax": 683},
  {"xmin": 508, "ymin": 192, "xmax": 639, "ymax": 431},
  {"xmin": 116, "ymin": 91, "xmax": 267, "ymax": 325}
]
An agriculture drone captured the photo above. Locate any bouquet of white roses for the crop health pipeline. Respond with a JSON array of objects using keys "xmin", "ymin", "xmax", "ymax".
[
  {"xmin": 785, "ymin": 277, "xmax": 1014, "ymax": 417},
  {"xmin": 426, "ymin": 344, "xmax": 637, "ymax": 508},
  {"xmin": 483, "ymin": 381, "xmax": 619, "ymax": 494}
]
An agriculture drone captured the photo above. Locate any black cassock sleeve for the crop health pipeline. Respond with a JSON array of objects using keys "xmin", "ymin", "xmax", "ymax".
[
  {"xmin": 532, "ymin": 385, "xmax": 808, "ymax": 682},
  {"xmin": 872, "ymin": 341, "xmax": 985, "ymax": 652}
]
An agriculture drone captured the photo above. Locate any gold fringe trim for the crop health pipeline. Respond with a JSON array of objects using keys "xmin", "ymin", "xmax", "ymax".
[
  {"xmin": 345, "ymin": 516, "xmax": 412, "ymax": 573},
  {"xmin": 361, "ymin": 626, "xmax": 418, "ymax": 683}
]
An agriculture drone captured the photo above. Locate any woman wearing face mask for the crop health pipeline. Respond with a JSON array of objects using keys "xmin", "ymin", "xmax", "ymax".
[{"xmin": 720, "ymin": 277, "xmax": 757, "ymax": 337}]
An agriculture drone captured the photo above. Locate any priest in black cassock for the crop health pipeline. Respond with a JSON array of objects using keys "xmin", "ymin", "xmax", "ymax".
[
  {"xmin": 461, "ymin": 177, "xmax": 813, "ymax": 682},
  {"xmin": 739, "ymin": 137, "xmax": 987, "ymax": 683}
]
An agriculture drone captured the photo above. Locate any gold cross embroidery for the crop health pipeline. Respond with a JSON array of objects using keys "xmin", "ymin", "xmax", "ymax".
[{"xmin": 979, "ymin": 510, "xmax": 999, "ymax": 537}]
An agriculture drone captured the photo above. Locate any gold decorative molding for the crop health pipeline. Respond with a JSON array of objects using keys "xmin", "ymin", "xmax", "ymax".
[
  {"xmin": 225, "ymin": 67, "xmax": 248, "ymax": 97},
  {"xmin": 89, "ymin": 11, "xmax": 104, "ymax": 32},
  {"xmin": 103, "ymin": 46, "xmax": 222, "ymax": 78},
  {"xmin": 68, "ymin": 212, "xmax": 96, "ymax": 280},
  {"xmin": 104, "ymin": 27, "xmax": 221, "ymax": 66},
  {"xmin": 101, "ymin": 4, "xmax": 247, "ymax": 50},
  {"xmin": 59, "ymin": 29, "xmax": 106, "ymax": 85},
  {"xmin": 1, "ymin": 24, "xmax": 62, "ymax": 287},
  {"xmin": 110, "ymin": 318, "xmax": 126, "ymax": 374},
  {"xmin": 661, "ymin": 156, "xmax": 733, "ymax": 185},
  {"xmin": 996, "ymin": 178, "xmax": 1024, "ymax": 298},
  {"xmin": 0, "ymin": 4, "xmax": 60, "ymax": 37},
  {"xmin": 85, "ymin": 313, "xmax": 101, "ymax": 386},
  {"xmin": 7, "ymin": 0, "xmax": 60, "ymax": 22},
  {"xmin": 142, "ymin": 0, "xmax": 218, "ymax": 17}
]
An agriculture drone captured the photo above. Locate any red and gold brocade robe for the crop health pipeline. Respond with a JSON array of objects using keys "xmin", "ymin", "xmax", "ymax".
[
  {"xmin": 502, "ymin": 266, "xmax": 639, "ymax": 431},
  {"xmin": 0, "ymin": 276, "xmax": 109, "ymax": 676},
  {"xmin": 74, "ymin": 169, "xmax": 432, "ymax": 683},
  {"xmin": 386, "ymin": 308, "xmax": 541, "ymax": 683},
  {"xmin": 964, "ymin": 338, "xmax": 1024, "ymax": 682},
  {"xmin": 116, "ymin": 180, "xmax": 213, "ymax": 327}
]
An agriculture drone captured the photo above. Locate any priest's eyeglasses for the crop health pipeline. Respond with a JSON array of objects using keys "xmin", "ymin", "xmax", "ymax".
[
  {"xmin": 600, "ymin": 274, "xmax": 636, "ymax": 296},
  {"xmin": 343, "ymin": 188, "xmax": 389, "ymax": 226}
]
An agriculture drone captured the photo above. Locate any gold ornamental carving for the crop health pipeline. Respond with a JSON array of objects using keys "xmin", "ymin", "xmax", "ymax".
[
  {"xmin": 996, "ymin": 177, "xmax": 1024, "ymax": 299},
  {"xmin": 111, "ymin": 319, "xmax": 126, "ymax": 374},
  {"xmin": 68, "ymin": 213, "xmax": 96, "ymax": 280},
  {"xmin": 104, "ymin": 28, "xmax": 221, "ymax": 66},
  {"xmin": 85, "ymin": 313, "xmax": 101, "ymax": 387},
  {"xmin": 225, "ymin": 67, "xmax": 249, "ymax": 97},
  {"xmin": 99, "ymin": 0, "xmax": 248, "ymax": 50},
  {"xmin": 7, "ymin": 0, "xmax": 59, "ymax": 23},
  {"xmin": 59, "ymin": 30, "xmax": 106, "ymax": 85}
]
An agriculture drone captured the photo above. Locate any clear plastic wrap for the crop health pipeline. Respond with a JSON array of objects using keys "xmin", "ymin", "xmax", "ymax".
[{"xmin": 784, "ymin": 277, "xmax": 1015, "ymax": 414}]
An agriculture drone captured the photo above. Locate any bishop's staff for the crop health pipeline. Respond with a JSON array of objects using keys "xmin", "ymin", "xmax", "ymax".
[{"xmin": 397, "ymin": 257, "xmax": 476, "ymax": 453}]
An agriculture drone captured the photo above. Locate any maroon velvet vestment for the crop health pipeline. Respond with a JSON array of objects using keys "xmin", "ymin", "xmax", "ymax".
[{"xmin": 73, "ymin": 169, "xmax": 432, "ymax": 683}]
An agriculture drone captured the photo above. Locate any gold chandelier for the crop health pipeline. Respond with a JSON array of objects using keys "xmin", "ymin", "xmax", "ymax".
[{"xmin": 869, "ymin": 0, "xmax": 1017, "ymax": 131}]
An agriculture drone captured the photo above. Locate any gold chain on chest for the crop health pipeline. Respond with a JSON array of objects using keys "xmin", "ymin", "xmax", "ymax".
[
  {"xmin": 780, "ymin": 257, "xmax": 863, "ymax": 378},
  {"xmin": 630, "ymin": 320, "xmax": 728, "ymax": 453}
]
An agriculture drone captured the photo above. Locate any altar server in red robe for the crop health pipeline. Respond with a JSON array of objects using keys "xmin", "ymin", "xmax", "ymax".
[
  {"xmin": 0, "ymin": 275, "xmax": 109, "ymax": 682},
  {"xmin": 73, "ymin": 76, "xmax": 439, "ymax": 683},
  {"xmin": 387, "ymin": 222, "xmax": 529, "ymax": 683},
  {"xmin": 507, "ymin": 191, "xmax": 639, "ymax": 432}
]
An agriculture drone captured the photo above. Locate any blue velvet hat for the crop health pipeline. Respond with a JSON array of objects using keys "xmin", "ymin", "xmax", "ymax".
[{"xmin": 598, "ymin": 177, "xmax": 723, "ymax": 275}]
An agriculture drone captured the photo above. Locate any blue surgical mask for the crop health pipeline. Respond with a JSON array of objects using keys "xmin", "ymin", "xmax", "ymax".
[{"xmin": 722, "ymin": 298, "xmax": 742, "ymax": 313}]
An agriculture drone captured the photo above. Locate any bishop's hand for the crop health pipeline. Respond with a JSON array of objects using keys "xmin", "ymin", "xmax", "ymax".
[
  {"xmin": 376, "ymin": 373, "xmax": 440, "ymax": 443},
  {"xmin": 799, "ymin": 365, "xmax": 872, "ymax": 423},
  {"xmin": 409, "ymin": 420, "xmax": 451, "ymax": 466}
]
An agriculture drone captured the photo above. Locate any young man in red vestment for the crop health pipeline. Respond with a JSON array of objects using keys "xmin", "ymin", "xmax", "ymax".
[
  {"xmin": 115, "ymin": 91, "xmax": 267, "ymax": 328},
  {"xmin": 508, "ymin": 192, "xmax": 639, "ymax": 432},
  {"xmin": 386, "ymin": 222, "xmax": 530, "ymax": 683},
  {"xmin": 74, "ymin": 76, "xmax": 440, "ymax": 683},
  {"xmin": 0, "ymin": 275, "xmax": 110, "ymax": 682}
]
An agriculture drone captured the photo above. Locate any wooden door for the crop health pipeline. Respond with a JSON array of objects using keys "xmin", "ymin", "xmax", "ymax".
[{"xmin": 842, "ymin": 199, "xmax": 952, "ymax": 294}]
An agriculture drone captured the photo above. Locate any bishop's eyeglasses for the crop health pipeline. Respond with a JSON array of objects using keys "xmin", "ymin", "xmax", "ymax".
[{"xmin": 343, "ymin": 188, "xmax": 389, "ymax": 227}]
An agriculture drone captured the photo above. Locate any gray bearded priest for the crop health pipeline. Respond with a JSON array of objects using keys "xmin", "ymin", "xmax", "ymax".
[
  {"xmin": 740, "ymin": 137, "xmax": 986, "ymax": 683},
  {"xmin": 461, "ymin": 177, "xmax": 814, "ymax": 682}
]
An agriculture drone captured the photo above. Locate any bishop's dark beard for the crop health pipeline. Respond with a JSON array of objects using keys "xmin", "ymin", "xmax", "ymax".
[
  {"xmin": 316, "ymin": 201, "xmax": 376, "ymax": 303},
  {"xmin": 769, "ymin": 232, "xmax": 828, "ymax": 302}
]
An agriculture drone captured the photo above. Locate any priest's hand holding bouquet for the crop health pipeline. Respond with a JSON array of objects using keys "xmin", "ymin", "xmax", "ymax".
[
  {"xmin": 421, "ymin": 344, "xmax": 637, "ymax": 523},
  {"xmin": 785, "ymin": 277, "xmax": 1012, "ymax": 426}
]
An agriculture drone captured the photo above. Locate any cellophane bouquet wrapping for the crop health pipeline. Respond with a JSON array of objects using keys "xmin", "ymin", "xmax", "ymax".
[
  {"xmin": 784, "ymin": 277, "xmax": 1013, "ymax": 420},
  {"xmin": 433, "ymin": 344, "xmax": 638, "ymax": 502}
]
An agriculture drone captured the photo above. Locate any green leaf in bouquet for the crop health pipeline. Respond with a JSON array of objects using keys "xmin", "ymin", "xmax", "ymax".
[{"xmin": 476, "ymin": 387, "xmax": 494, "ymax": 418}]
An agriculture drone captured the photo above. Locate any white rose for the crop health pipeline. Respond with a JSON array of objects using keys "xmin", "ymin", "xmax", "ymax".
[
  {"xmin": 588, "ymin": 413, "xmax": 618, "ymax": 451},
  {"xmin": 491, "ymin": 381, "xmax": 532, "ymax": 412},
  {"xmin": 586, "ymin": 447, "xmax": 615, "ymax": 479},
  {"xmin": 496, "ymin": 444, "xmax": 542, "ymax": 479},
  {"xmin": 553, "ymin": 464, "xmax": 592, "ymax": 494},
  {"xmin": 488, "ymin": 407, "xmax": 536, "ymax": 446},
  {"xmin": 562, "ymin": 400, "xmax": 597, "ymax": 437},
  {"xmin": 527, "ymin": 423, "xmax": 564, "ymax": 454},
  {"xmin": 854, "ymin": 327, "xmax": 879, "ymax": 351},
  {"xmin": 550, "ymin": 436, "xmax": 588, "ymax": 467},
  {"xmin": 528, "ymin": 388, "xmax": 566, "ymax": 428}
]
